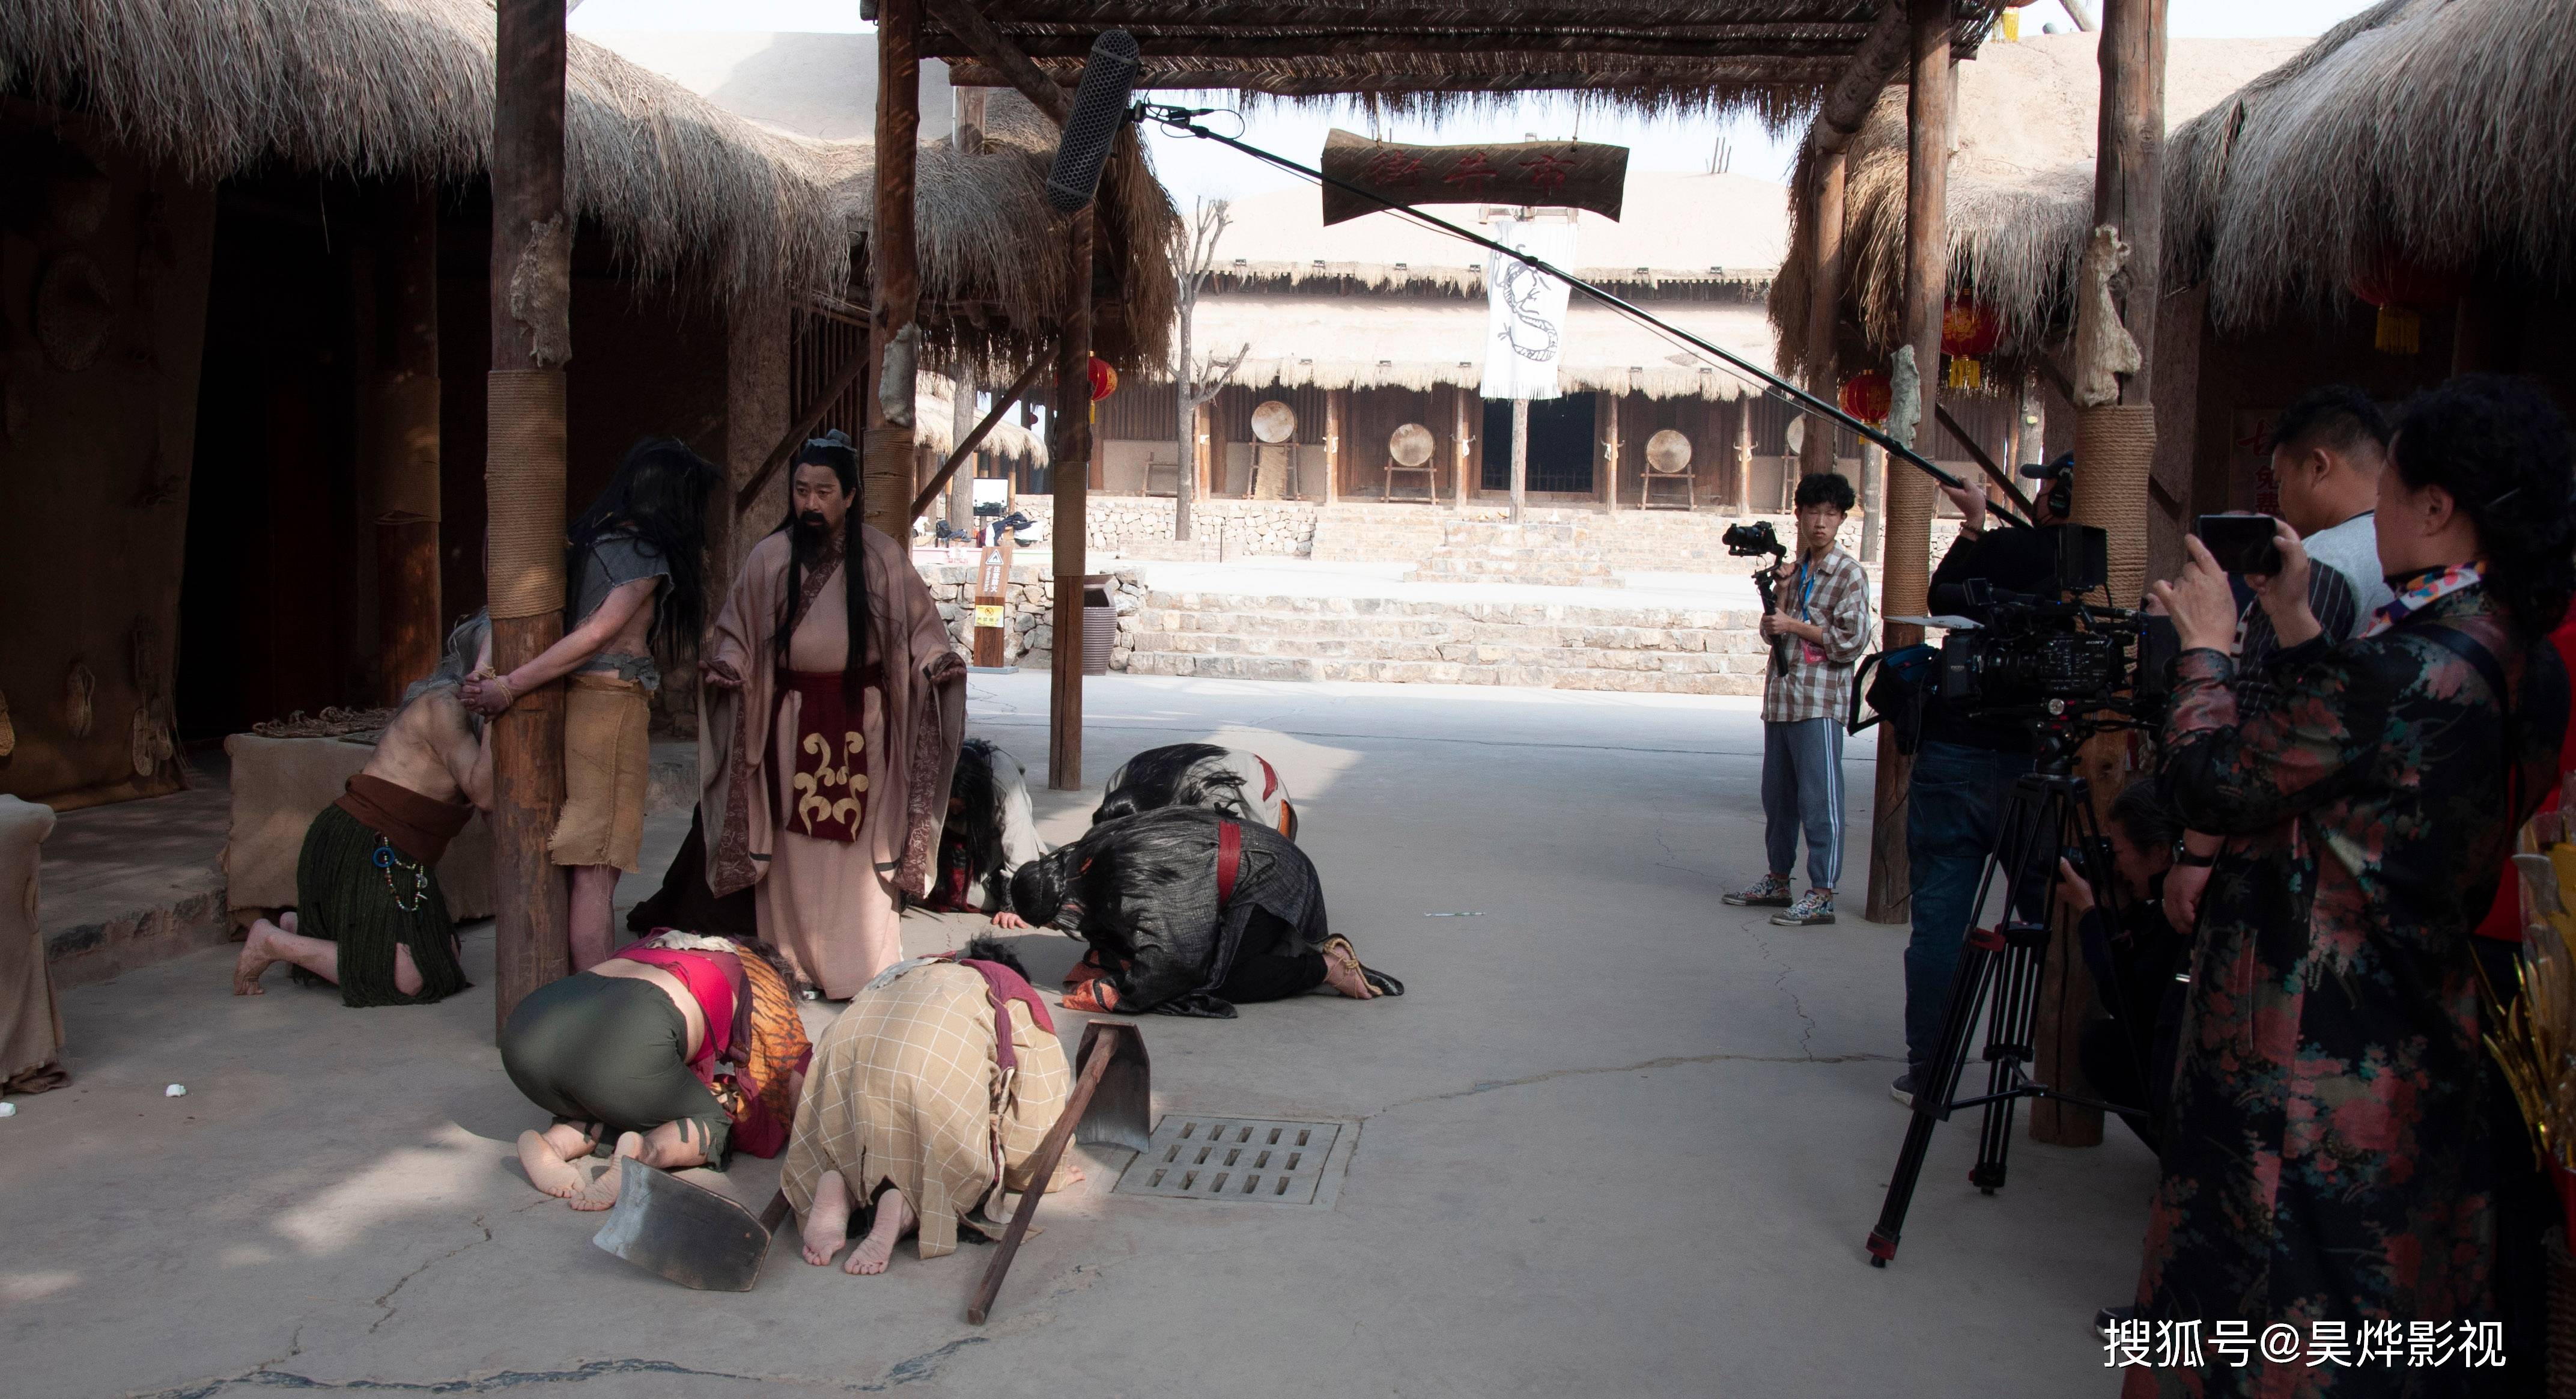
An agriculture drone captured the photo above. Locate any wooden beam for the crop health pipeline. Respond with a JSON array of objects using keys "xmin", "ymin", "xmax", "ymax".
[
  {"xmin": 866, "ymin": 0, "xmax": 925, "ymax": 540},
  {"xmin": 1798, "ymin": 148, "xmax": 1848, "ymax": 480},
  {"xmin": 487, "ymin": 0, "xmax": 571, "ymax": 1032},
  {"xmin": 1324, "ymin": 389, "xmax": 1344, "ymax": 505},
  {"xmin": 2094, "ymin": 0, "xmax": 2163, "ymax": 403},
  {"xmin": 911, "ymin": 348, "xmax": 1055, "ymax": 520},
  {"xmin": 921, "ymin": 0, "xmax": 1071, "ymax": 124},
  {"xmin": 1806, "ymin": 2, "xmax": 1911, "ymax": 159},
  {"xmin": 1865, "ymin": 0, "xmax": 1949, "ymax": 926},
  {"xmin": 1508, "ymin": 398, "xmax": 1528, "ymax": 522},
  {"xmin": 1049, "ymin": 207, "xmax": 1095, "ymax": 790},
  {"xmin": 945, "ymin": 56, "xmax": 1854, "ymax": 97}
]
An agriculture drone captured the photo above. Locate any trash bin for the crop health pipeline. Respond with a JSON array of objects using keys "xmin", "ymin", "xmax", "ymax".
[{"xmin": 1081, "ymin": 576, "xmax": 1116, "ymax": 676}]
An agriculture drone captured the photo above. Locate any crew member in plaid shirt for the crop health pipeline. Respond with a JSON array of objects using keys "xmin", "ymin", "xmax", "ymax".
[{"xmin": 1726, "ymin": 472, "xmax": 1871, "ymax": 925}]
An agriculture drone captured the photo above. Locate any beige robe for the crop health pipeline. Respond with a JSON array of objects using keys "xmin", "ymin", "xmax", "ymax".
[
  {"xmin": 782, "ymin": 962, "xmax": 1072, "ymax": 1260},
  {"xmin": 699, "ymin": 524, "xmax": 965, "ymax": 996},
  {"xmin": 0, "ymin": 796, "xmax": 64, "ymax": 1093}
]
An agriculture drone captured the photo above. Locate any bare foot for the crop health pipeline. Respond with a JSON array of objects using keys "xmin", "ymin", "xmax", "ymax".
[
  {"xmin": 517, "ymin": 1130, "xmax": 588, "ymax": 1199},
  {"xmin": 845, "ymin": 1187, "xmax": 915, "ymax": 1275},
  {"xmin": 1320, "ymin": 954, "xmax": 1375, "ymax": 1000},
  {"xmin": 571, "ymin": 1132, "xmax": 644, "ymax": 1212},
  {"xmin": 232, "ymin": 924, "xmax": 281, "ymax": 995},
  {"xmin": 800, "ymin": 1171, "xmax": 852, "ymax": 1266}
]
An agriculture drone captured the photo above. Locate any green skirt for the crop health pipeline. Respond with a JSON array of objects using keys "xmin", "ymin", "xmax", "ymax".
[{"xmin": 296, "ymin": 803, "xmax": 470, "ymax": 1007}]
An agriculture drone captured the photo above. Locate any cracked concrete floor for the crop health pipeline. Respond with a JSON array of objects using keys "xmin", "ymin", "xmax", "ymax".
[{"xmin": 4, "ymin": 673, "xmax": 2157, "ymax": 1398}]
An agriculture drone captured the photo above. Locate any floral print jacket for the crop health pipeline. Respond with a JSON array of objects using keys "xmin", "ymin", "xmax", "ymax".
[{"xmin": 2127, "ymin": 585, "xmax": 2563, "ymax": 1398}]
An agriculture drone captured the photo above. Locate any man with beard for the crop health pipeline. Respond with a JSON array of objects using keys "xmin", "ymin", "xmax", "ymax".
[{"xmin": 697, "ymin": 432, "xmax": 966, "ymax": 996}]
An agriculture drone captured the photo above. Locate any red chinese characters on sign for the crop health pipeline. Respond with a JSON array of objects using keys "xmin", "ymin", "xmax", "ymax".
[
  {"xmin": 1442, "ymin": 150, "xmax": 1499, "ymax": 198},
  {"xmin": 1517, "ymin": 151, "xmax": 1575, "ymax": 194},
  {"xmin": 1362, "ymin": 149, "xmax": 1428, "ymax": 190}
]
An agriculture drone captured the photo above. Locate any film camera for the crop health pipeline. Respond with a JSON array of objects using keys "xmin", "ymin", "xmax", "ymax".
[
  {"xmin": 1723, "ymin": 520, "xmax": 1793, "ymax": 672},
  {"xmin": 1936, "ymin": 524, "xmax": 2169, "ymax": 732}
]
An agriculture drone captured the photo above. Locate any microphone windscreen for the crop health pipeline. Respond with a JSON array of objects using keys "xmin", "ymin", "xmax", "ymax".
[{"xmin": 1044, "ymin": 29, "xmax": 1141, "ymax": 215}]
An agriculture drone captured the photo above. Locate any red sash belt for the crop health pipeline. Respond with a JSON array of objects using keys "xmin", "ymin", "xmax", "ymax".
[
  {"xmin": 1217, "ymin": 817, "xmax": 1242, "ymax": 907},
  {"xmin": 774, "ymin": 665, "xmax": 882, "ymax": 844}
]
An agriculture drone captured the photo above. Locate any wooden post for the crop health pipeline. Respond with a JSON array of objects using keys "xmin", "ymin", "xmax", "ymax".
[
  {"xmin": 2031, "ymin": 0, "xmax": 2169, "ymax": 1151},
  {"xmin": 374, "ymin": 180, "xmax": 442, "ymax": 703},
  {"xmin": 1859, "ymin": 441, "xmax": 1886, "ymax": 564},
  {"xmin": 1048, "ymin": 206, "xmax": 1093, "ymax": 790},
  {"xmin": 1451, "ymin": 386, "xmax": 1470, "ymax": 507},
  {"xmin": 1602, "ymin": 393, "xmax": 1621, "ymax": 512},
  {"xmin": 865, "ymin": 0, "xmax": 923, "ymax": 540},
  {"xmin": 487, "ymin": 0, "xmax": 572, "ymax": 1034},
  {"xmin": 1865, "ymin": 0, "xmax": 1952, "ymax": 926},
  {"xmin": 1323, "ymin": 389, "xmax": 1344, "ymax": 505},
  {"xmin": 1731, "ymin": 403, "xmax": 1753, "ymax": 516},
  {"xmin": 1508, "ymin": 398, "xmax": 1529, "ymax": 522},
  {"xmin": 948, "ymin": 364, "xmax": 979, "ymax": 538},
  {"xmin": 1800, "ymin": 150, "xmax": 1848, "ymax": 482}
]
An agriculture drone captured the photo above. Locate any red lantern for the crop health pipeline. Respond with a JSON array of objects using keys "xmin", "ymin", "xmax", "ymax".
[
  {"xmin": 1940, "ymin": 297, "xmax": 2002, "ymax": 391},
  {"xmin": 2350, "ymin": 258, "xmax": 2468, "ymax": 356},
  {"xmin": 1088, "ymin": 355, "xmax": 1118, "ymax": 401},
  {"xmin": 1839, "ymin": 370, "xmax": 1891, "ymax": 425}
]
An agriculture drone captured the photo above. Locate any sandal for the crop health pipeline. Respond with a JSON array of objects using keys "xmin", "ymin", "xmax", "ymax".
[{"xmin": 1322, "ymin": 936, "xmax": 1405, "ymax": 999}]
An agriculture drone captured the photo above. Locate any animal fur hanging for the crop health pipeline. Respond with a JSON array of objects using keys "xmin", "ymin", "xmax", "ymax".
[
  {"xmin": 63, "ymin": 662, "xmax": 94, "ymax": 739},
  {"xmin": 2072, "ymin": 224, "xmax": 2143, "ymax": 408}
]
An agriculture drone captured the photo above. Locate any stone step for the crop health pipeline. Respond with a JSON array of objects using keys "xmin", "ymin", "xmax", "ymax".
[
  {"xmin": 1132, "ymin": 614, "xmax": 1767, "ymax": 651},
  {"xmin": 1123, "ymin": 649, "xmax": 1764, "ymax": 696}
]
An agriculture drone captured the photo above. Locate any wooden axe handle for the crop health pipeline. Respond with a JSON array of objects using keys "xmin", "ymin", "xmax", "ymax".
[
  {"xmin": 759, "ymin": 1189, "xmax": 792, "ymax": 1234},
  {"xmin": 966, "ymin": 1034, "xmax": 1119, "ymax": 1324}
]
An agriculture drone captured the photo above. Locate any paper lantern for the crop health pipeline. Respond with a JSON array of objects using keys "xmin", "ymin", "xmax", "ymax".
[
  {"xmin": 2350, "ymin": 259, "xmax": 2467, "ymax": 356},
  {"xmin": 1088, "ymin": 355, "xmax": 1118, "ymax": 401},
  {"xmin": 1839, "ymin": 371, "xmax": 1891, "ymax": 425},
  {"xmin": 1940, "ymin": 297, "xmax": 2001, "ymax": 392}
]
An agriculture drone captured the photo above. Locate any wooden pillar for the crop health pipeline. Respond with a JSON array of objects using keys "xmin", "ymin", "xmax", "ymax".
[
  {"xmin": 1048, "ymin": 207, "xmax": 1094, "ymax": 790},
  {"xmin": 865, "ymin": 0, "xmax": 922, "ymax": 540},
  {"xmin": 1193, "ymin": 400, "xmax": 1215, "ymax": 501},
  {"xmin": 1865, "ymin": 0, "xmax": 1952, "ymax": 925},
  {"xmin": 946, "ymin": 65, "xmax": 986, "ymax": 545},
  {"xmin": 1508, "ymin": 399, "xmax": 1529, "ymax": 521},
  {"xmin": 1600, "ymin": 393, "xmax": 1620, "ymax": 511},
  {"xmin": 1451, "ymin": 386, "xmax": 1470, "ymax": 507},
  {"xmin": 1859, "ymin": 441, "xmax": 1886, "ymax": 564},
  {"xmin": 1323, "ymin": 389, "xmax": 1344, "ymax": 505},
  {"xmin": 373, "ymin": 180, "xmax": 442, "ymax": 703},
  {"xmin": 2094, "ymin": 0, "xmax": 2164, "ymax": 406},
  {"xmin": 1731, "ymin": 400, "xmax": 1754, "ymax": 515},
  {"xmin": 487, "ymin": 0, "xmax": 571, "ymax": 1034},
  {"xmin": 1799, "ymin": 150, "xmax": 1848, "ymax": 481}
]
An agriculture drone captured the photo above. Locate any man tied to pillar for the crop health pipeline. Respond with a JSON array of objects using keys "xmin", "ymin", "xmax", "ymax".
[
  {"xmin": 698, "ymin": 431, "xmax": 967, "ymax": 998},
  {"xmin": 465, "ymin": 439, "xmax": 721, "ymax": 969},
  {"xmin": 233, "ymin": 615, "xmax": 493, "ymax": 1004}
]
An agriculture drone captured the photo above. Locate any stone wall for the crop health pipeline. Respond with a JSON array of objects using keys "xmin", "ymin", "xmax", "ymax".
[
  {"xmin": 914, "ymin": 561, "xmax": 1147, "ymax": 672},
  {"xmin": 1007, "ymin": 498, "xmax": 1317, "ymax": 559}
]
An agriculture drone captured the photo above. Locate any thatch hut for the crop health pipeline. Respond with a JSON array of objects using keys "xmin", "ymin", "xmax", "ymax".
[
  {"xmin": 1767, "ymin": 31, "xmax": 2304, "ymax": 379},
  {"xmin": 0, "ymin": 2, "xmax": 1171, "ymax": 810}
]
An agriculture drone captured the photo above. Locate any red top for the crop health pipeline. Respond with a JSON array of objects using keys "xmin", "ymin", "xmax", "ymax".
[
  {"xmin": 610, "ymin": 946, "xmax": 737, "ymax": 1067},
  {"xmin": 2475, "ymin": 615, "xmax": 2576, "ymax": 941}
]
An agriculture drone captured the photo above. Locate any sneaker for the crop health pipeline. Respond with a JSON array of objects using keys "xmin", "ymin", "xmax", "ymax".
[
  {"xmin": 1770, "ymin": 890, "xmax": 1836, "ymax": 925},
  {"xmin": 1889, "ymin": 1071, "xmax": 1916, "ymax": 1108},
  {"xmin": 1722, "ymin": 874, "xmax": 1793, "ymax": 907}
]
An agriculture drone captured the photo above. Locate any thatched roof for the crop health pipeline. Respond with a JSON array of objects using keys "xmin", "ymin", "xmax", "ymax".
[
  {"xmin": 1768, "ymin": 31, "xmax": 2304, "ymax": 376},
  {"xmin": 1208, "ymin": 170, "xmax": 1785, "ymax": 293},
  {"xmin": 1192, "ymin": 293, "xmax": 1775, "ymax": 400},
  {"xmin": 916, "ymin": 376, "xmax": 1051, "ymax": 463},
  {"xmin": 2164, "ymin": 0, "xmax": 2576, "ymax": 334},
  {"xmin": 0, "ymin": 4, "xmax": 1177, "ymax": 365},
  {"xmin": 932, "ymin": 1, "xmax": 1922, "ymax": 116}
]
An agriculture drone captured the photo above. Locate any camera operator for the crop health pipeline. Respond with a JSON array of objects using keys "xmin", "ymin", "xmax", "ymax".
[
  {"xmin": 2053, "ymin": 782, "xmax": 2182, "ymax": 1153},
  {"xmin": 2127, "ymin": 376, "xmax": 2572, "ymax": 1392},
  {"xmin": 1891, "ymin": 461, "xmax": 2071, "ymax": 1108}
]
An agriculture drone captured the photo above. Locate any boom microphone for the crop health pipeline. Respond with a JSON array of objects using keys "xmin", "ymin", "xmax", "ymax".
[{"xmin": 1044, "ymin": 29, "xmax": 1141, "ymax": 214}]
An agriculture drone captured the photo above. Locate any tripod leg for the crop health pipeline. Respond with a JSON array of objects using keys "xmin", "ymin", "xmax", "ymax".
[
  {"xmin": 1867, "ymin": 852, "xmax": 2012, "ymax": 1265},
  {"xmin": 1970, "ymin": 778, "xmax": 2083, "ymax": 1195}
]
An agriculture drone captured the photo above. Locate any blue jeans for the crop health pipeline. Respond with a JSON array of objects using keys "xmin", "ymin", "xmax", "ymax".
[{"xmin": 1901, "ymin": 740, "xmax": 2035, "ymax": 1070}]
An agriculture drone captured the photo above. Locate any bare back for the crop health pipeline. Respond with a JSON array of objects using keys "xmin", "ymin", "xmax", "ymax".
[{"xmin": 362, "ymin": 687, "xmax": 491, "ymax": 810}]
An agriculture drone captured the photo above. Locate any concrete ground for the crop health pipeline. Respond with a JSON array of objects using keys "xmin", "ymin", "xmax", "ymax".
[{"xmin": 2, "ymin": 672, "xmax": 2155, "ymax": 1398}]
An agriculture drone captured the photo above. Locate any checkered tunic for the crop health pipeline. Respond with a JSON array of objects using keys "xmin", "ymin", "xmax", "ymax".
[
  {"xmin": 782, "ymin": 962, "xmax": 1071, "ymax": 1260},
  {"xmin": 1761, "ymin": 548, "xmax": 1873, "ymax": 723}
]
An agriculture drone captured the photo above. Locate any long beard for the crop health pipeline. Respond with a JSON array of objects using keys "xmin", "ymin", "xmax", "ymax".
[{"xmin": 789, "ymin": 512, "xmax": 838, "ymax": 561}]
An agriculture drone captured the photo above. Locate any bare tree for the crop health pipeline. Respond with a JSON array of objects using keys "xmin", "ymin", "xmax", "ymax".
[{"xmin": 1170, "ymin": 198, "xmax": 1250, "ymax": 542}]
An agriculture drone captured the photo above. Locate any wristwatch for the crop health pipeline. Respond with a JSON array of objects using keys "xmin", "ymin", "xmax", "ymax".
[{"xmin": 2171, "ymin": 842, "xmax": 2216, "ymax": 868}]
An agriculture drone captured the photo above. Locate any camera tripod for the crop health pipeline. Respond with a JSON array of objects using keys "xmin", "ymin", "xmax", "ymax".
[{"xmin": 1864, "ymin": 730, "xmax": 2140, "ymax": 1267}]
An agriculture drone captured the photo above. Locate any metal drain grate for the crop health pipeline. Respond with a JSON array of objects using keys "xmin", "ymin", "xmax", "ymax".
[{"xmin": 1113, "ymin": 1116, "xmax": 1347, "ymax": 1207}]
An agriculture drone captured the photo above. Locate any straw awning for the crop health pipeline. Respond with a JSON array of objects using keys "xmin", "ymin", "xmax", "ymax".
[{"xmin": 1194, "ymin": 294, "xmax": 1775, "ymax": 399}]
